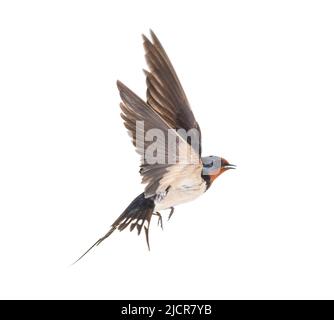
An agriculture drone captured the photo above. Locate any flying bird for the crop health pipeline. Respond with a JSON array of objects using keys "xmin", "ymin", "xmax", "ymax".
[{"xmin": 74, "ymin": 30, "xmax": 235, "ymax": 263}]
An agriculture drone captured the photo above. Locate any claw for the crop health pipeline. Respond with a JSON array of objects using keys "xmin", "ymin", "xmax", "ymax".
[
  {"xmin": 153, "ymin": 212, "xmax": 163, "ymax": 230},
  {"xmin": 168, "ymin": 207, "xmax": 175, "ymax": 221}
]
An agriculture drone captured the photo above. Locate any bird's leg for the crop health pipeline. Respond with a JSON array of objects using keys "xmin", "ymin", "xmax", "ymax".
[
  {"xmin": 153, "ymin": 212, "xmax": 163, "ymax": 230},
  {"xmin": 168, "ymin": 207, "xmax": 175, "ymax": 221}
]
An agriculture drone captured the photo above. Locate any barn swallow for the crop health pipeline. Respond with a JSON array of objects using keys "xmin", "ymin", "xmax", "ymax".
[{"xmin": 74, "ymin": 30, "xmax": 235, "ymax": 263}]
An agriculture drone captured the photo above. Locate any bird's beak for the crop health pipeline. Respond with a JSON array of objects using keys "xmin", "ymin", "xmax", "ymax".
[{"xmin": 224, "ymin": 164, "xmax": 236, "ymax": 170}]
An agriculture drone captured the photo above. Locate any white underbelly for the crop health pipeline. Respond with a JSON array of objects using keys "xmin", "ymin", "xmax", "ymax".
[{"xmin": 154, "ymin": 181, "xmax": 206, "ymax": 211}]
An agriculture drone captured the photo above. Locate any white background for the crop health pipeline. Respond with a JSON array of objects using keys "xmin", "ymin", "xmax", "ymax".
[{"xmin": 0, "ymin": 0, "xmax": 334, "ymax": 299}]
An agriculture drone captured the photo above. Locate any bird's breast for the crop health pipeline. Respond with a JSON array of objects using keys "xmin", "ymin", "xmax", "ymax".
[{"xmin": 154, "ymin": 179, "xmax": 206, "ymax": 211}]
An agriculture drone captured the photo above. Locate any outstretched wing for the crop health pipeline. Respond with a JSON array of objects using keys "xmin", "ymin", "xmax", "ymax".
[
  {"xmin": 117, "ymin": 81, "xmax": 202, "ymax": 198},
  {"xmin": 142, "ymin": 30, "xmax": 202, "ymax": 156}
]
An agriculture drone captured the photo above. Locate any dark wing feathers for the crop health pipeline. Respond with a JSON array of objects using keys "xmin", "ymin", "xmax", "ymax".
[
  {"xmin": 117, "ymin": 31, "xmax": 202, "ymax": 197},
  {"xmin": 117, "ymin": 80, "xmax": 173, "ymax": 196},
  {"xmin": 143, "ymin": 30, "xmax": 202, "ymax": 155},
  {"xmin": 118, "ymin": 80, "xmax": 201, "ymax": 198}
]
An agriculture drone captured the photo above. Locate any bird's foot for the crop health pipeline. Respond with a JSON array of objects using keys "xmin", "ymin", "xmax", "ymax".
[
  {"xmin": 168, "ymin": 207, "xmax": 175, "ymax": 221},
  {"xmin": 153, "ymin": 212, "xmax": 163, "ymax": 230}
]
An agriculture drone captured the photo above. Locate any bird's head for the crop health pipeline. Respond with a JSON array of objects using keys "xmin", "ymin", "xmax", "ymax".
[{"xmin": 202, "ymin": 156, "xmax": 236, "ymax": 184}]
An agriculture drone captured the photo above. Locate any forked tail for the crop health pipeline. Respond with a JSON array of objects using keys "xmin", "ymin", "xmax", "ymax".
[{"xmin": 73, "ymin": 193, "xmax": 155, "ymax": 264}]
